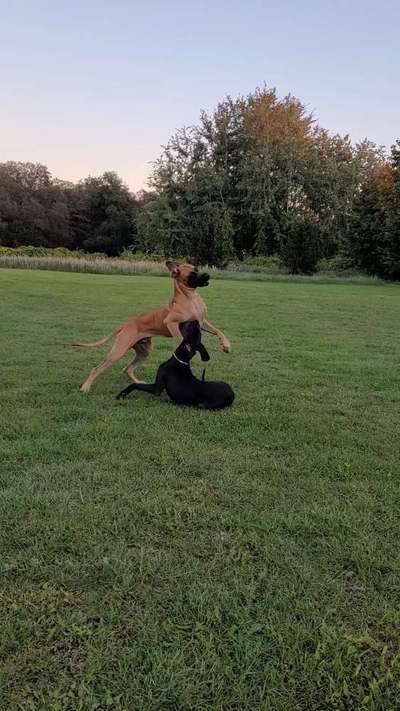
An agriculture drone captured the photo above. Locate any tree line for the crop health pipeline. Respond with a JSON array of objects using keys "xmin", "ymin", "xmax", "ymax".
[
  {"xmin": 1, "ymin": 87, "xmax": 399, "ymax": 278},
  {"xmin": 0, "ymin": 164, "xmax": 139, "ymax": 257}
]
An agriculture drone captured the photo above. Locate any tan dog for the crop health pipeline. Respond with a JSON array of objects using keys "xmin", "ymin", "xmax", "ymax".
[{"xmin": 74, "ymin": 261, "xmax": 231, "ymax": 393}]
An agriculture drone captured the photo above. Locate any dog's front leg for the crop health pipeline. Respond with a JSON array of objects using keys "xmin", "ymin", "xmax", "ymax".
[
  {"xmin": 201, "ymin": 319, "xmax": 231, "ymax": 353},
  {"xmin": 164, "ymin": 317, "xmax": 184, "ymax": 344}
]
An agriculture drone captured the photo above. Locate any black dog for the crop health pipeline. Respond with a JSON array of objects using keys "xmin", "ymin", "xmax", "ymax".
[{"xmin": 116, "ymin": 321, "xmax": 234, "ymax": 409}]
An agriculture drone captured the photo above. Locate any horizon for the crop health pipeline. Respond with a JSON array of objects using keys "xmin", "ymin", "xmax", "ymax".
[{"xmin": 1, "ymin": 0, "xmax": 399, "ymax": 191}]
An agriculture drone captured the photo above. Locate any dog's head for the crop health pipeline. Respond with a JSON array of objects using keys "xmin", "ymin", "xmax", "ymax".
[
  {"xmin": 177, "ymin": 320, "xmax": 210, "ymax": 363},
  {"xmin": 166, "ymin": 261, "xmax": 210, "ymax": 289}
]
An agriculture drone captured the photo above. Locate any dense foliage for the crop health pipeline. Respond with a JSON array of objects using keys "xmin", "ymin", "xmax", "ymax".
[
  {"xmin": 0, "ymin": 166, "xmax": 138, "ymax": 257},
  {"xmin": 349, "ymin": 141, "xmax": 400, "ymax": 280},
  {"xmin": 0, "ymin": 88, "xmax": 398, "ymax": 277}
]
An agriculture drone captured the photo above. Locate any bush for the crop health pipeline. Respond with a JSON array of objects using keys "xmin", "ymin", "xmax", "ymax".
[
  {"xmin": 316, "ymin": 253, "xmax": 357, "ymax": 274},
  {"xmin": 119, "ymin": 249, "xmax": 166, "ymax": 263},
  {"xmin": 226, "ymin": 255, "xmax": 286, "ymax": 274},
  {"xmin": 243, "ymin": 255, "xmax": 285, "ymax": 271}
]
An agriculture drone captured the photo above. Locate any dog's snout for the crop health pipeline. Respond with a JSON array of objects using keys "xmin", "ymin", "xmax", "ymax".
[
  {"xmin": 187, "ymin": 270, "xmax": 210, "ymax": 288},
  {"xmin": 196, "ymin": 272, "xmax": 210, "ymax": 288}
]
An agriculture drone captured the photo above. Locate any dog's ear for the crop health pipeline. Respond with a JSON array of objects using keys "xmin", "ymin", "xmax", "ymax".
[
  {"xmin": 165, "ymin": 261, "xmax": 180, "ymax": 277},
  {"xmin": 198, "ymin": 343, "xmax": 210, "ymax": 362}
]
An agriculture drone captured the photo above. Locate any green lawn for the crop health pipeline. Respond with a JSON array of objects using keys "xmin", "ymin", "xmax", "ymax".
[{"xmin": 1, "ymin": 268, "xmax": 399, "ymax": 710}]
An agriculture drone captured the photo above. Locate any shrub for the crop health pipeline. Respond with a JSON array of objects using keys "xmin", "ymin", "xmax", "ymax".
[
  {"xmin": 316, "ymin": 253, "xmax": 357, "ymax": 274},
  {"xmin": 119, "ymin": 249, "xmax": 166, "ymax": 262},
  {"xmin": 226, "ymin": 255, "xmax": 286, "ymax": 274}
]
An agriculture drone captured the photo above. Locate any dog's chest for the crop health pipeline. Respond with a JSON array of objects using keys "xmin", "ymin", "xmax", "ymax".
[{"xmin": 191, "ymin": 294, "xmax": 206, "ymax": 322}]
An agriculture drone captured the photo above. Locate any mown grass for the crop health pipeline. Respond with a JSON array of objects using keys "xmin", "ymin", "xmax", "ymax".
[{"xmin": 1, "ymin": 268, "xmax": 399, "ymax": 710}]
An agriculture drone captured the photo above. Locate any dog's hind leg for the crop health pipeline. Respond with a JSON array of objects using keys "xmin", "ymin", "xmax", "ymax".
[
  {"xmin": 80, "ymin": 330, "xmax": 137, "ymax": 393},
  {"xmin": 123, "ymin": 338, "xmax": 153, "ymax": 384},
  {"xmin": 117, "ymin": 366, "xmax": 165, "ymax": 400}
]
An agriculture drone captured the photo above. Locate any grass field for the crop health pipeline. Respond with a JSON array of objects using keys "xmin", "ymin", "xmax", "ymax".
[{"xmin": 1, "ymin": 268, "xmax": 400, "ymax": 710}]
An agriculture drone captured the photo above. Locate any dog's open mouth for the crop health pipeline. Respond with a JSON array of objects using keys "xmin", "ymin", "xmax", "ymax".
[{"xmin": 187, "ymin": 271, "xmax": 210, "ymax": 289}]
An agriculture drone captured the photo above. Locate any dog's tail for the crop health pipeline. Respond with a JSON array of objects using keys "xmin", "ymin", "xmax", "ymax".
[{"xmin": 72, "ymin": 328, "xmax": 120, "ymax": 348}]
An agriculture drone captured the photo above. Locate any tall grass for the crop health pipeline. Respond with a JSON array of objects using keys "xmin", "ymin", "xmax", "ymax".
[
  {"xmin": 0, "ymin": 255, "xmax": 166, "ymax": 276},
  {"xmin": 0, "ymin": 254, "xmax": 385, "ymax": 285}
]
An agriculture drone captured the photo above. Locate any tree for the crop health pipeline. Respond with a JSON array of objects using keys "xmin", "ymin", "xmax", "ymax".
[
  {"xmin": 76, "ymin": 172, "xmax": 138, "ymax": 256},
  {"xmin": 0, "ymin": 163, "xmax": 139, "ymax": 256},
  {"xmin": 142, "ymin": 86, "xmax": 384, "ymax": 269},
  {"xmin": 138, "ymin": 166, "xmax": 234, "ymax": 265},
  {"xmin": 349, "ymin": 141, "xmax": 400, "ymax": 279},
  {"xmin": 0, "ymin": 162, "xmax": 71, "ymax": 248},
  {"xmin": 279, "ymin": 217, "xmax": 322, "ymax": 274}
]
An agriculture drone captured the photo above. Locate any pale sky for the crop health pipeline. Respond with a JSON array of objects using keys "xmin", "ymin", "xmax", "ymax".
[{"xmin": 1, "ymin": 0, "xmax": 399, "ymax": 192}]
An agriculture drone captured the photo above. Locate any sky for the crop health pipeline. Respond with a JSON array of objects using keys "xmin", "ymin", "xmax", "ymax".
[{"xmin": 1, "ymin": 0, "xmax": 399, "ymax": 192}]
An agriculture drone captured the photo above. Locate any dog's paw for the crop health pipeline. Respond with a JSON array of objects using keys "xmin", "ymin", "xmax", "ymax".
[{"xmin": 222, "ymin": 343, "xmax": 231, "ymax": 353}]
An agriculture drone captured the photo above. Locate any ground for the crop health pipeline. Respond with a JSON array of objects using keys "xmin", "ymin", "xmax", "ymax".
[{"xmin": 1, "ymin": 268, "xmax": 399, "ymax": 710}]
